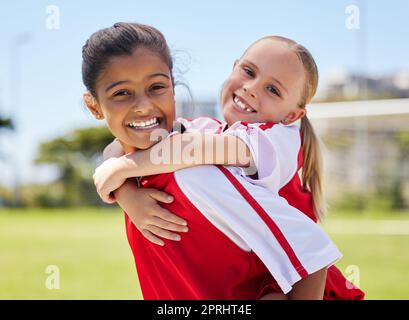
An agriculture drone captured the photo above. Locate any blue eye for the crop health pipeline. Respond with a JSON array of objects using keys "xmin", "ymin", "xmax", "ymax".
[
  {"xmin": 267, "ymin": 86, "xmax": 280, "ymax": 97},
  {"xmin": 242, "ymin": 66, "xmax": 254, "ymax": 77}
]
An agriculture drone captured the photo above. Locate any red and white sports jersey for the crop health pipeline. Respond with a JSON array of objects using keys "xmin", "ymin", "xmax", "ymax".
[
  {"xmin": 125, "ymin": 117, "xmax": 342, "ymax": 298},
  {"xmin": 126, "ymin": 172, "xmax": 280, "ymax": 300},
  {"xmin": 176, "ymin": 116, "xmax": 223, "ymax": 133},
  {"xmin": 172, "ymin": 165, "xmax": 341, "ymax": 294},
  {"xmin": 176, "ymin": 116, "xmax": 364, "ymax": 299},
  {"xmin": 126, "ymin": 167, "xmax": 341, "ymax": 299},
  {"xmin": 177, "ymin": 117, "xmax": 301, "ymax": 194}
]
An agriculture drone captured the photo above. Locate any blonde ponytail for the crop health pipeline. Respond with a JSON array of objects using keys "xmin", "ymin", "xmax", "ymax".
[{"xmin": 300, "ymin": 116, "xmax": 327, "ymax": 220}]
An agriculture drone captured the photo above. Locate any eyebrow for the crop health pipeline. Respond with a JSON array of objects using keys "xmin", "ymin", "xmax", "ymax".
[
  {"xmin": 105, "ymin": 73, "xmax": 170, "ymax": 92},
  {"xmin": 105, "ymin": 80, "xmax": 130, "ymax": 92},
  {"xmin": 148, "ymin": 72, "xmax": 170, "ymax": 80},
  {"xmin": 242, "ymin": 59, "xmax": 288, "ymax": 94}
]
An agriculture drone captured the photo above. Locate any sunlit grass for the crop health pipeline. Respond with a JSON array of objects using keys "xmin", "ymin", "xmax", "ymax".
[
  {"xmin": 0, "ymin": 208, "xmax": 141, "ymax": 299},
  {"xmin": 1, "ymin": 208, "xmax": 408, "ymax": 299},
  {"xmin": 320, "ymin": 211, "xmax": 409, "ymax": 299}
]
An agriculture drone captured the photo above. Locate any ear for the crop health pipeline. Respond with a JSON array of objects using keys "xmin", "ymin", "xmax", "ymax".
[
  {"xmin": 83, "ymin": 92, "xmax": 104, "ymax": 120},
  {"xmin": 282, "ymin": 109, "xmax": 306, "ymax": 125}
]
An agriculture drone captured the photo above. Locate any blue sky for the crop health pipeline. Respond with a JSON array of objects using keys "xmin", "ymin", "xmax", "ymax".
[{"xmin": 0, "ymin": 0, "xmax": 408, "ymax": 185}]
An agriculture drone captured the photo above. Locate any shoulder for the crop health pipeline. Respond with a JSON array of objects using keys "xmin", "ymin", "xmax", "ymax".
[
  {"xmin": 248, "ymin": 122, "xmax": 302, "ymax": 165},
  {"xmin": 228, "ymin": 122, "xmax": 300, "ymax": 142},
  {"xmin": 176, "ymin": 117, "xmax": 224, "ymax": 133},
  {"xmin": 256, "ymin": 123, "xmax": 301, "ymax": 144}
]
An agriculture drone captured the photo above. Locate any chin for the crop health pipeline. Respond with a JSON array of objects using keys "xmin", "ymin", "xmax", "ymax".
[
  {"xmin": 222, "ymin": 109, "xmax": 232, "ymax": 122},
  {"xmin": 128, "ymin": 138, "xmax": 157, "ymax": 150},
  {"xmin": 223, "ymin": 110, "xmax": 240, "ymax": 125}
]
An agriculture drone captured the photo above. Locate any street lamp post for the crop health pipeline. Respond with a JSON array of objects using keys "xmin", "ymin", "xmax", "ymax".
[{"xmin": 9, "ymin": 32, "xmax": 31, "ymax": 206}]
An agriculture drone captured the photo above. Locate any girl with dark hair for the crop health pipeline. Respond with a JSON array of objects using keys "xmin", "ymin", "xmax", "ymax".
[{"xmin": 83, "ymin": 22, "xmax": 360, "ymax": 300}]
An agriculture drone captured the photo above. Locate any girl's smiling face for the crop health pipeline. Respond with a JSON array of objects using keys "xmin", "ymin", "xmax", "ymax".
[
  {"xmin": 221, "ymin": 39, "xmax": 306, "ymax": 126},
  {"xmin": 85, "ymin": 48, "xmax": 176, "ymax": 150}
]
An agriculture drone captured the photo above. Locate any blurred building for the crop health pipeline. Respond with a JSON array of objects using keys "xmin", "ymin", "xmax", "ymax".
[
  {"xmin": 319, "ymin": 70, "xmax": 409, "ymax": 102},
  {"xmin": 309, "ymin": 98, "xmax": 409, "ymax": 207},
  {"xmin": 175, "ymin": 96, "xmax": 409, "ymax": 208},
  {"xmin": 176, "ymin": 99, "xmax": 220, "ymax": 119}
]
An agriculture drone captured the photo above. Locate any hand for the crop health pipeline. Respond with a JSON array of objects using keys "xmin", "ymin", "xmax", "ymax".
[
  {"xmin": 93, "ymin": 156, "xmax": 130, "ymax": 203},
  {"xmin": 115, "ymin": 182, "xmax": 189, "ymax": 246}
]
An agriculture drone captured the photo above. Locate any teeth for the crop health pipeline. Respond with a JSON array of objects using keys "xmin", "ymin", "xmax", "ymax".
[
  {"xmin": 234, "ymin": 96, "xmax": 255, "ymax": 113},
  {"xmin": 128, "ymin": 117, "xmax": 159, "ymax": 128}
]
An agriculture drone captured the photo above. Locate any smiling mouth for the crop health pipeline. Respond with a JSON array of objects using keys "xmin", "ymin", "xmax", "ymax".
[
  {"xmin": 125, "ymin": 117, "xmax": 162, "ymax": 130},
  {"xmin": 233, "ymin": 94, "xmax": 256, "ymax": 113}
]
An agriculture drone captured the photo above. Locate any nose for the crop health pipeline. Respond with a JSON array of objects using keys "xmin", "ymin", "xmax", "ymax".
[
  {"xmin": 243, "ymin": 85, "xmax": 257, "ymax": 99},
  {"xmin": 131, "ymin": 98, "xmax": 154, "ymax": 116}
]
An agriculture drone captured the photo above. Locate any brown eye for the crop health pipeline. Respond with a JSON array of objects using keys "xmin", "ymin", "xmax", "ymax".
[
  {"xmin": 151, "ymin": 85, "xmax": 165, "ymax": 90},
  {"xmin": 149, "ymin": 83, "xmax": 168, "ymax": 93},
  {"xmin": 113, "ymin": 89, "xmax": 131, "ymax": 97}
]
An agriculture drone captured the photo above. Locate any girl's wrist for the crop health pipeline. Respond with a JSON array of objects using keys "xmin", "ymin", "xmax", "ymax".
[{"xmin": 120, "ymin": 153, "xmax": 141, "ymax": 178}]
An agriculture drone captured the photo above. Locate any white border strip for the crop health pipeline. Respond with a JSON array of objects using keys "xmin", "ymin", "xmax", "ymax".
[{"xmin": 309, "ymin": 99, "xmax": 409, "ymax": 119}]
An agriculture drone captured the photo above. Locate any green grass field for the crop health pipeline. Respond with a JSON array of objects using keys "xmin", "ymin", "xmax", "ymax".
[{"xmin": 0, "ymin": 208, "xmax": 408, "ymax": 299}]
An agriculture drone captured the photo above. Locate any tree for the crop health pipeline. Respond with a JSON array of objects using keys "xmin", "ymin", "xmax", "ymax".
[
  {"xmin": 35, "ymin": 126, "xmax": 114, "ymax": 206},
  {"xmin": 0, "ymin": 117, "xmax": 13, "ymax": 130},
  {"xmin": 392, "ymin": 130, "xmax": 409, "ymax": 209},
  {"xmin": 0, "ymin": 117, "xmax": 14, "ymax": 206}
]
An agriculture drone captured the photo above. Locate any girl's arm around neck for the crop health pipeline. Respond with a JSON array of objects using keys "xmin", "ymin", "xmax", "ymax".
[
  {"xmin": 93, "ymin": 133, "xmax": 255, "ymax": 203},
  {"xmin": 121, "ymin": 132, "xmax": 254, "ymax": 178}
]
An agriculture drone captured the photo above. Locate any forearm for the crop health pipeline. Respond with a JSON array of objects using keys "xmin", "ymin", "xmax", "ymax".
[
  {"xmin": 288, "ymin": 268, "xmax": 327, "ymax": 300},
  {"xmin": 259, "ymin": 293, "xmax": 288, "ymax": 300},
  {"xmin": 121, "ymin": 133, "xmax": 254, "ymax": 178},
  {"xmin": 113, "ymin": 178, "xmax": 139, "ymax": 209}
]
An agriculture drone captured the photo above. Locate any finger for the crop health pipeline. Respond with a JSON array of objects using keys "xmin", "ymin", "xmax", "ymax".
[
  {"xmin": 145, "ymin": 225, "xmax": 182, "ymax": 241},
  {"xmin": 149, "ymin": 216, "xmax": 189, "ymax": 233},
  {"xmin": 154, "ymin": 207, "xmax": 188, "ymax": 226},
  {"xmin": 141, "ymin": 229, "xmax": 164, "ymax": 246},
  {"xmin": 97, "ymin": 189, "xmax": 106, "ymax": 202},
  {"xmin": 104, "ymin": 194, "xmax": 116, "ymax": 204},
  {"xmin": 108, "ymin": 192, "xmax": 116, "ymax": 203},
  {"xmin": 100, "ymin": 191, "xmax": 110, "ymax": 203},
  {"xmin": 101, "ymin": 190, "xmax": 116, "ymax": 204},
  {"xmin": 149, "ymin": 190, "xmax": 174, "ymax": 203},
  {"xmin": 98, "ymin": 189, "xmax": 111, "ymax": 203}
]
